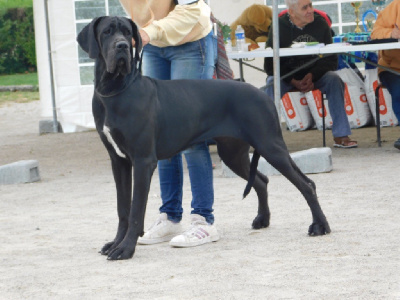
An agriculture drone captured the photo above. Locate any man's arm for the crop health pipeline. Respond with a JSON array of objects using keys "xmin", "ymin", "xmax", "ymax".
[
  {"xmin": 264, "ymin": 29, "xmax": 274, "ymax": 76},
  {"xmin": 263, "ymin": 22, "xmax": 297, "ymax": 82},
  {"xmin": 371, "ymin": 0, "xmax": 400, "ymax": 39},
  {"xmin": 308, "ymin": 22, "xmax": 338, "ymax": 82}
]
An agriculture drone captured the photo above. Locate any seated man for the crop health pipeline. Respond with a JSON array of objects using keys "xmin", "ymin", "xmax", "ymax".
[
  {"xmin": 264, "ymin": 0, "xmax": 357, "ymax": 148},
  {"xmin": 371, "ymin": 0, "xmax": 400, "ymax": 150}
]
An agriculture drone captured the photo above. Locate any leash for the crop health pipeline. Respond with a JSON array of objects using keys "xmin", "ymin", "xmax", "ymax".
[
  {"xmin": 136, "ymin": 49, "xmax": 143, "ymax": 74},
  {"xmin": 94, "ymin": 61, "xmax": 141, "ymax": 98},
  {"xmin": 262, "ymin": 54, "xmax": 334, "ymax": 89}
]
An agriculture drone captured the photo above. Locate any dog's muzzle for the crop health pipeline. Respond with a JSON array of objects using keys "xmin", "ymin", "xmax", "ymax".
[
  {"xmin": 106, "ymin": 40, "xmax": 131, "ymax": 76},
  {"xmin": 116, "ymin": 41, "xmax": 129, "ymax": 52}
]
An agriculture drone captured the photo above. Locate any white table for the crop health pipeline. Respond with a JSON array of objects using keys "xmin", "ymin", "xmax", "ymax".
[
  {"xmin": 227, "ymin": 41, "xmax": 400, "ymax": 81},
  {"xmin": 227, "ymin": 41, "xmax": 400, "ymax": 147},
  {"xmin": 227, "ymin": 42, "xmax": 400, "ymax": 60}
]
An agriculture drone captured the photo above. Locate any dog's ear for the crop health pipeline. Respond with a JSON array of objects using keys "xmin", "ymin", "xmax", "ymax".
[
  {"xmin": 128, "ymin": 19, "xmax": 142, "ymax": 62},
  {"xmin": 247, "ymin": 5, "xmax": 265, "ymax": 25},
  {"xmin": 77, "ymin": 17, "xmax": 104, "ymax": 59}
]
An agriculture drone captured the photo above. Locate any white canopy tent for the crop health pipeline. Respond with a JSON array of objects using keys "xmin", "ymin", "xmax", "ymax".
[
  {"xmin": 33, "ymin": 0, "xmax": 266, "ymax": 133},
  {"xmin": 33, "ymin": 0, "xmax": 375, "ymax": 133}
]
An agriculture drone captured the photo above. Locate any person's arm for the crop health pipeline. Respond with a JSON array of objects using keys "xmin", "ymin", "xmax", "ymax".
[
  {"xmin": 119, "ymin": 0, "xmax": 154, "ymax": 28},
  {"xmin": 121, "ymin": 0, "xmax": 210, "ymax": 46},
  {"xmin": 264, "ymin": 28, "xmax": 273, "ymax": 75},
  {"xmin": 371, "ymin": 1, "xmax": 400, "ymax": 39},
  {"xmin": 264, "ymin": 20, "xmax": 295, "ymax": 82},
  {"xmin": 308, "ymin": 23, "xmax": 338, "ymax": 82},
  {"xmin": 143, "ymin": 2, "xmax": 210, "ymax": 46}
]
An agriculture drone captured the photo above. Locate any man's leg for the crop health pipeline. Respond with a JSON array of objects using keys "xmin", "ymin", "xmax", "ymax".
[
  {"xmin": 314, "ymin": 71, "xmax": 352, "ymax": 139},
  {"xmin": 265, "ymin": 76, "xmax": 295, "ymax": 99},
  {"xmin": 380, "ymin": 71, "xmax": 400, "ymax": 150},
  {"xmin": 379, "ymin": 71, "xmax": 400, "ymax": 121}
]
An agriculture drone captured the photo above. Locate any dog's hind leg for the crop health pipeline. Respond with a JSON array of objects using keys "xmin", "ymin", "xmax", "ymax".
[
  {"xmin": 215, "ymin": 137, "xmax": 270, "ymax": 229},
  {"xmin": 289, "ymin": 156, "xmax": 316, "ymax": 191},
  {"xmin": 255, "ymin": 143, "xmax": 330, "ymax": 236}
]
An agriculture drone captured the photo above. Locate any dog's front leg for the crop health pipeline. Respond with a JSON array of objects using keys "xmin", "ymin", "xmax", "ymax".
[
  {"xmin": 107, "ymin": 157, "xmax": 157, "ymax": 260},
  {"xmin": 100, "ymin": 155, "xmax": 132, "ymax": 256}
]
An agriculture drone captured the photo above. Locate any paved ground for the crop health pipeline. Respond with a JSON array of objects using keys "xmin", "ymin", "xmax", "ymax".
[{"xmin": 1, "ymin": 100, "xmax": 399, "ymax": 299}]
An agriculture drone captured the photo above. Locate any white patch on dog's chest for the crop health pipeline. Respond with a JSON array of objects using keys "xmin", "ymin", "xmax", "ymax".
[{"xmin": 103, "ymin": 125, "xmax": 126, "ymax": 158}]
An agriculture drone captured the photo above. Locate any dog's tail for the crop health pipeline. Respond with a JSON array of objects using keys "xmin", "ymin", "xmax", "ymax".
[{"xmin": 243, "ymin": 150, "xmax": 260, "ymax": 199}]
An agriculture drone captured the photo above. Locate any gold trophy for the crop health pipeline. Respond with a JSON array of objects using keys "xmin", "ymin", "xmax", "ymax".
[{"xmin": 351, "ymin": 2, "xmax": 362, "ymax": 33}]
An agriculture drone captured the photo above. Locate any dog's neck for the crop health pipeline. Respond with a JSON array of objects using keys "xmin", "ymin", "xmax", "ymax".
[{"xmin": 94, "ymin": 58, "xmax": 139, "ymax": 97}]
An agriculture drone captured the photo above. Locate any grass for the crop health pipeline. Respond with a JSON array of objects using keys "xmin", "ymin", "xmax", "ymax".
[
  {"xmin": 0, "ymin": 72, "xmax": 39, "ymax": 106},
  {"xmin": 0, "ymin": 90, "xmax": 39, "ymax": 106},
  {"xmin": 0, "ymin": 1, "xmax": 37, "ymax": 106},
  {"xmin": 0, "ymin": 0, "xmax": 32, "ymax": 9},
  {"xmin": 0, "ymin": 72, "xmax": 38, "ymax": 86}
]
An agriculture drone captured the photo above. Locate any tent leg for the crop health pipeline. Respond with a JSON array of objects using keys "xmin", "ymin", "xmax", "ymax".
[{"xmin": 44, "ymin": 0, "xmax": 59, "ymax": 133}]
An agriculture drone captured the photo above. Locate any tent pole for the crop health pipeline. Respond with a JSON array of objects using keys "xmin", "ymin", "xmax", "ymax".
[
  {"xmin": 44, "ymin": 0, "xmax": 58, "ymax": 133},
  {"xmin": 272, "ymin": 0, "xmax": 281, "ymax": 117}
]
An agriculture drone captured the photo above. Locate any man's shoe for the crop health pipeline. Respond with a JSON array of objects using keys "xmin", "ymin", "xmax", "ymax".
[
  {"xmin": 138, "ymin": 213, "xmax": 183, "ymax": 245},
  {"xmin": 169, "ymin": 214, "xmax": 220, "ymax": 248},
  {"xmin": 394, "ymin": 138, "xmax": 400, "ymax": 150}
]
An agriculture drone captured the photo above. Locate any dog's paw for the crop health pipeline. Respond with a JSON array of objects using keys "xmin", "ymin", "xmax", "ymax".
[
  {"xmin": 107, "ymin": 242, "xmax": 135, "ymax": 260},
  {"xmin": 252, "ymin": 213, "xmax": 270, "ymax": 229},
  {"xmin": 100, "ymin": 241, "xmax": 115, "ymax": 255},
  {"xmin": 308, "ymin": 222, "xmax": 331, "ymax": 236}
]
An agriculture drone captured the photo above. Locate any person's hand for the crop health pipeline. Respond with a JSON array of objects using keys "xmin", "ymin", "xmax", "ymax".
[
  {"xmin": 132, "ymin": 29, "xmax": 150, "ymax": 47},
  {"xmin": 291, "ymin": 78, "xmax": 303, "ymax": 91},
  {"xmin": 391, "ymin": 25, "xmax": 400, "ymax": 39},
  {"xmin": 139, "ymin": 29, "xmax": 150, "ymax": 46},
  {"xmin": 302, "ymin": 73, "xmax": 313, "ymax": 84},
  {"xmin": 291, "ymin": 73, "xmax": 314, "ymax": 93},
  {"xmin": 299, "ymin": 82, "xmax": 314, "ymax": 93},
  {"xmin": 299, "ymin": 73, "xmax": 314, "ymax": 93}
]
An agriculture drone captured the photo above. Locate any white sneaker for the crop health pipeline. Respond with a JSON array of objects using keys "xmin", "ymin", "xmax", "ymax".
[
  {"xmin": 138, "ymin": 213, "xmax": 183, "ymax": 245},
  {"xmin": 169, "ymin": 214, "xmax": 220, "ymax": 248}
]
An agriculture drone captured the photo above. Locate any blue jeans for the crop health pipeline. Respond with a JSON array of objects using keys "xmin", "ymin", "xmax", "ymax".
[
  {"xmin": 265, "ymin": 71, "xmax": 351, "ymax": 138},
  {"xmin": 379, "ymin": 71, "xmax": 400, "ymax": 122},
  {"xmin": 142, "ymin": 31, "xmax": 217, "ymax": 224}
]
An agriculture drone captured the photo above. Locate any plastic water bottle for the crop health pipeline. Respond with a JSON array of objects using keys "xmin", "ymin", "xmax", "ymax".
[
  {"xmin": 235, "ymin": 25, "xmax": 245, "ymax": 52},
  {"xmin": 225, "ymin": 36, "xmax": 232, "ymax": 52}
]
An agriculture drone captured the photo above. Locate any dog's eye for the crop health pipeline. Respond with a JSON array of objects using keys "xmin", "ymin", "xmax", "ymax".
[
  {"xmin": 122, "ymin": 29, "xmax": 131, "ymax": 36},
  {"xmin": 104, "ymin": 28, "xmax": 111, "ymax": 35}
]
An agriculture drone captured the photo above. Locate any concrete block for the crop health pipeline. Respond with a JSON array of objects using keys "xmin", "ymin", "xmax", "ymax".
[
  {"xmin": 39, "ymin": 120, "xmax": 63, "ymax": 135},
  {"xmin": 0, "ymin": 160, "xmax": 41, "ymax": 185},
  {"xmin": 0, "ymin": 85, "xmax": 37, "ymax": 92},
  {"xmin": 221, "ymin": 147, "xmax": 332, "ymax": 178}
]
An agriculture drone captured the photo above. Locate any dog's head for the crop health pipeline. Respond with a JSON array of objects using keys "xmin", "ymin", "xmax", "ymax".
[
  {"xmin": 245, "ymin": 5, "xmax": 272, "ymax": 33},
  {"xmin": 230, "ymin": 4, "xmax": 272, "ymax": 44},
  {"xmin": 77, "ymin": 16, "xmax": 142, "ymax": 77}
]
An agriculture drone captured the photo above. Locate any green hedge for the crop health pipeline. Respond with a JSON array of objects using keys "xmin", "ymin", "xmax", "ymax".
[{"xmin": 0, "ymin": 7, "xmax": 36, "ymax": 74}]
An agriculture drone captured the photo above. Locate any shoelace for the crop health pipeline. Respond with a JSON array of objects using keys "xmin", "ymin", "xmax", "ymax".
[
  {"xmin": 183, "ymin": 221, "xmax": 209, "ymax": 238},
  {"xmin": 147, "ymin": 217, "xmax": 164, "ymax": 231}
]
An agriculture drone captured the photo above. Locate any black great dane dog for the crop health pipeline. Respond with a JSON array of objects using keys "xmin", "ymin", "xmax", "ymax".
[{"xmin": 77, "ymin": 16, "xmax": 330, "ymax": 260}]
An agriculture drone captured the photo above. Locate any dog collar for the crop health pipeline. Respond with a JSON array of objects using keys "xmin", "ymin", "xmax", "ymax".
[{"xmin": 94, "ymin": 71, "xmax": 139, "ymax": 98}]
